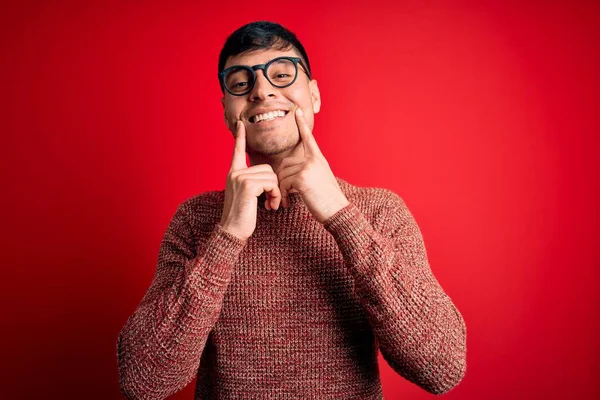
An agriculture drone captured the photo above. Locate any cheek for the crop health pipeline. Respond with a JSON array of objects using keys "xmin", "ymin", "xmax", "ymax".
[
  {"xmin": 286, "ymin": 88, "xmax": 308, "ymax": 106},
  {"xmin": 223, "ymin": 98, "xmax": 243, "ymax": 118},
  {"xmin": 223, "ymin": 106, "xmax": 235, "ymax": 119},
  {"xmin": 223, "ymin": 109, "xmax": 238, "ymax": 133},
  {"xmin": 285, "ymin": 89, "xmax": 313, "ymax": 116},
  {"xmin": 224, "ymin": 108, "xmax": 242, "ymax": 127}
]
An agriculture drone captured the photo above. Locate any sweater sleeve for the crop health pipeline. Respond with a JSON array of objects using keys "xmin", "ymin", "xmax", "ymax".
[
  {"xmin": 323, "ymin": 191, "xmax": 467, "ymax": 395},
  {"xmin": 116, "ymin": 202, "xmax": 247, "ymax": 400}
]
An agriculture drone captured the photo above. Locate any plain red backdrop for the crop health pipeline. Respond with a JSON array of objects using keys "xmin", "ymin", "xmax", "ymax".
[{"xmin": 1, "ymin": 0, "xmax": 598, "ymax": 399}]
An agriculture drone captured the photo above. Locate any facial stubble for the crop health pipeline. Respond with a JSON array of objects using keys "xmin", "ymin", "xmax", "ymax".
[{"xmin": 245, "ymin": 123, "xmax": 301, "ymax": 157}]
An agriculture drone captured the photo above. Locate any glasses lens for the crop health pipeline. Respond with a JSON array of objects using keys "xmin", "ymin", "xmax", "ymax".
[
  {"xmin": 224, "ymin": 67, "xmax": 254, "ymax": 95},
  {"xmin": 266, "ymin": 58, "xmax": 297, "ymax": 87}
]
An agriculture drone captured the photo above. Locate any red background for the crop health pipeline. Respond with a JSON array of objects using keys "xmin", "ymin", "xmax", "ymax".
[{"xmin": 1, "ymin": 1, "xmax": 598, "ymax": 399}]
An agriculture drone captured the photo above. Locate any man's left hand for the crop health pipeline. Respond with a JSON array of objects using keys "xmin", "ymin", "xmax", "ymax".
[{"xmin": 276, "ymin": 107, "xmax": 350, "ymax": 224}]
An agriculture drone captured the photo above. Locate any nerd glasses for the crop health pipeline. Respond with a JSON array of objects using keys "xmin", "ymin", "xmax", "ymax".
[{"xmin": 219, "ymin": 56, "xmax": 311, "ymax": 96}]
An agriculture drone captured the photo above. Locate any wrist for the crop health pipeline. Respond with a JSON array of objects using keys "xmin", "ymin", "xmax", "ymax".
[
  {"xmin": 218, "ymin": 222, "xmax": 248, "ymax": 241},
  {"xmin": 319, "ymin": 197, "xmax": 350, "ymax": 224}
]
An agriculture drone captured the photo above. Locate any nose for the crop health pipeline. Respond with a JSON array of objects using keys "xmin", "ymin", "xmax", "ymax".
[{"xmin": 249, "ymin": 70, "xmax": 277, "ymax": 101}]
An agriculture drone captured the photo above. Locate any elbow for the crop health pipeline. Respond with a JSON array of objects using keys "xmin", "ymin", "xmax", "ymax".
[
  {"xmin": 118, "ymin": 359, "xmax": 192, "ymax": 400},
  {"xmin": 382, "ymin": 343, "xmax": 467, "ymax": 396},
  {"xmin": 381, "ymin": 300, "xmax": 468, "ymax": 395},
  {"xmin": 408, "ymin": 342, "xmax": 466, "ymax": 396},
  {"xmin": 118, "ymin": 361, "xmax": 167, "ymax": 400},
  {"xmin": 118, "ymin": 378, "xmax": 143, "ymax": 400},
  {"xmin": 118, "ymin": 372, "xmax": 158, "ymax": 400},
  {"xmin": 427, "ymin": 323, "xmax": 468, "ymax": 395},
  {"xmin": 117, "ymin": 332, "xmax": 163, "ymax": 400},
  {"xmin": 427, "ymin": 353, "xmax": 467, "ymax": 395},
  {"xmin": 117, "ymin": 334, "xmax": 143, "ymax": 400},
  {"xmin": 117, "ymin": 358, "xmax": 141, "ymax": 399},
  {"xmin": 117, "ymin": 349, "xmax": 166, "ymax": 400},
  {"xmin": 116, "ymin": 331, "xmax": 195, "ymax": 400},
  {"xmin": 396, "ymin": 321, "xmax": 468, "ymax": 395}
]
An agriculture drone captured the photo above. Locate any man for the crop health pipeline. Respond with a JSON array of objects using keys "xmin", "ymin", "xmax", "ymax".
[{"xmin": 117, "ymin": 21, "xmax": 467, "ymax": 399}]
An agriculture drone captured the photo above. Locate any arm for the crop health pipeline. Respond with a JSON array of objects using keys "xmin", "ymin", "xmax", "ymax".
[
  {"xmin": 323, "ymin": 191, "xmax": 467, "ymax": 395},
  {"xmin": 116, "ymin": 202, "xmax": 247, "ymax": 400}
]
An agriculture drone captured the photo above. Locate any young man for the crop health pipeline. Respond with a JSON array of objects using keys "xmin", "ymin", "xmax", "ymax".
[{"xmin": 117, "ymin": 21, "xmax": 467, "ymax": 399}]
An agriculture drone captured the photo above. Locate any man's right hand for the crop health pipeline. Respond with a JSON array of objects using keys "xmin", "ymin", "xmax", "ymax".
[{"xmin": 219, "ymin": 120, "xmax": 282, "ymax": 241}]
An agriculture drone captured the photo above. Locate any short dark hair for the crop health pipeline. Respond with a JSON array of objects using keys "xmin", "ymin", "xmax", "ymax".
[{"xmin": 218, "ymin": 21, "xmax": 312, "ymax": 92}]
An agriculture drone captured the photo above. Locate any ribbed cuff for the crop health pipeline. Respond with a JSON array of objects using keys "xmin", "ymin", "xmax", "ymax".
[
  {"xmin": 323, "ymin": 202, "xmax": 370, "ymax": 240},
  {"xmin": 323, "ymin": 202, "xmax": 392, "ymax": 279},
  {"xmin": 189, "ymin": 224, "xmax": 247, "ymax": 283}
]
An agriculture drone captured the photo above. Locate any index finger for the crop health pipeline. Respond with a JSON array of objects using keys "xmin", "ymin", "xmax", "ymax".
[
  {"xmin": 295, "ymin": 107, "xmax": 322, "ymax": 158},
  {"xmin": 231, "ymin": 120, "xmax": 248, "ymax": 170}
]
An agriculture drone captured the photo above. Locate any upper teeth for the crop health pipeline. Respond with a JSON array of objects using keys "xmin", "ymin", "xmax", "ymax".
[{"xmin": 253, "ymin": 110, "xmax": 286, "ymax": 123}]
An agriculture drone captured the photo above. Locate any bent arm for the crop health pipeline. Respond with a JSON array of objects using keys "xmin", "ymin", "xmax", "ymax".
[
  {"xmin": 323, "ymin": 191, "xmax": 467, "ymax": 395},
  {"xmin": 116, "ymin": 203, "xmax": 246, "ymax": 400}
]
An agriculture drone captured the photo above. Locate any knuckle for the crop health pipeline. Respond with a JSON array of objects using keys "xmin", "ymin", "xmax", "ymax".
[
  {"xmin": 298, "ymin": 171, "xmax": 309, "ymax": 183},
  {"xmin": 234, "ymin": 174, "xmax": 245, "ymax": 185},
  {"xmin": 240, "ymin": 179, "xmax": 252, "ymax": 190},
  {"xmin": 262, "ymin": 163, "xmax": 274, "ymax": 172}
]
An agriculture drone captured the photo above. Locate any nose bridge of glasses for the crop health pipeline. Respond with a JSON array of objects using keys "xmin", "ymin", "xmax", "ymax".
[
  {"xmin": 251, "ymin": 63, "xmax": 267, "ymax": 73},
  {"xmin": 248, "ymin": 65, "xmax": 275, "ymax": 97},
  {"xmin": 251, "ymin": 64, "xmax": 271, "ymax": 86},
  {"xmin": 252, "ymin": 64, "xmax": 276, "ymax": 88}
]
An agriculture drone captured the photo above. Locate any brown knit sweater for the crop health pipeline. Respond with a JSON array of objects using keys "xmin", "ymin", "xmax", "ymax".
[{"xmin": 116, "ymin": 176, "xmax": 467, "ymax": 399}]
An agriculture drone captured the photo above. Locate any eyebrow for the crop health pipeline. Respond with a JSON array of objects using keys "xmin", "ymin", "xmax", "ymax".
[
  {"xmin": 225, "ymin": 54, "xmax": 301, "ymax": 68},
  {"xmin": 226, "ymin": 59, "xmax": 272, "ymax": 68}
]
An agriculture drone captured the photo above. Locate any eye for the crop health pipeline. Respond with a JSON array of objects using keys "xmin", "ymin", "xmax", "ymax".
[{"xmin": 232, "ymin": 82, "xmax": 248, "ymax": 88}]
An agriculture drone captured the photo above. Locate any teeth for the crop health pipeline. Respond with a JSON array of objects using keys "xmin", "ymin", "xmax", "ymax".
[{"xmin": 253, "ymin": 110, "xmax": 286, "ymax": 123}]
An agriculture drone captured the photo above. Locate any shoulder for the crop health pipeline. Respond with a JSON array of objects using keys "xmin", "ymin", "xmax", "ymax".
[
  {"xmin": 336, "ymin": 176, "xmax": 406, "ymax": 215},
  {"xmin": 335, "ymin": 176, "xmax": 411, "ymax": 233}
]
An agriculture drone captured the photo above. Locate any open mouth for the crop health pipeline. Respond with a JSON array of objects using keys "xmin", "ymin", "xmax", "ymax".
[{"xmin": 249, "ymin": 110, "xmax": 289, "ymax": 124}]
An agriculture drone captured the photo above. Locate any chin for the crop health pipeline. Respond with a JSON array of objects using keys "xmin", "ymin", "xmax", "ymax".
[{"xmin": 251, "ymin": 135, "xmax": 297, "ymax": 157}]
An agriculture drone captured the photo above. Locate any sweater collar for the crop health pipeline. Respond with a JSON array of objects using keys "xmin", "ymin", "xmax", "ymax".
[{"xmin": 257, "ymin": 176, "xmax": 348, "ymax": 211}]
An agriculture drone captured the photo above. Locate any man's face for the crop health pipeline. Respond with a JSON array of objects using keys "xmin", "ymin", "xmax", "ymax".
[{"xmin": 221, "ymin": 47, "xmax": 321, "ymax": 158}]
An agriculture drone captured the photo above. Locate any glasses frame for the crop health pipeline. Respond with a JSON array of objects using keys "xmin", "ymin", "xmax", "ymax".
[{"xmin": 219, "ymin": 56, "xmax": 311, "ymax": 96}]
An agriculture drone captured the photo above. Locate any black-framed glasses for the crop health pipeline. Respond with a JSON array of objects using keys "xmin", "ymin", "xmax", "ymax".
[{"xmin": 219, "ymin": 56, "xmax": 311, "ymax": 96}]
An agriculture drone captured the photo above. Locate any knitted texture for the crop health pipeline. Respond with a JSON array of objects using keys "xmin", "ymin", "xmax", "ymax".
[{"xmin": 116, "ymin": 177, "xmax": 467, "ymax": 399}]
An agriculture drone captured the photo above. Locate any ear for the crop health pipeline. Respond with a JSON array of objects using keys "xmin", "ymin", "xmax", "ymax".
[{"xmin": 309, "ymin": 79, "xmax": 321, "ymax": 114}]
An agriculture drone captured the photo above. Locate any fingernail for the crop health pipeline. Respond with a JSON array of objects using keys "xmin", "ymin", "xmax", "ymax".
[{"xmin": 296, "ymin": 108, "xmax": 303, "ymax": 117}]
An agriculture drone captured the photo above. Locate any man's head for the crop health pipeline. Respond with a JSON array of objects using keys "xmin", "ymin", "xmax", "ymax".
[{"xmin": 218, "ymin": 21, "xmax": 321, "ymax": 159}]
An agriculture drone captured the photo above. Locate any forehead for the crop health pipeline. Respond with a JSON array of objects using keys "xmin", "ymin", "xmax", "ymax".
[{"xmin": 224, "ymin": 48, "xmax": 301, "ymax": 70}]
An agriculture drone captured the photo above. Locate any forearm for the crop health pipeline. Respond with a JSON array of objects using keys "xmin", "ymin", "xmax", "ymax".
[
  {"xmin": 324, "ymin": 201, "xmax": 467, "ymax": 395},
  {"xmin": 117, "ymin": 224, "xmax": 246, "ymax": 400}
]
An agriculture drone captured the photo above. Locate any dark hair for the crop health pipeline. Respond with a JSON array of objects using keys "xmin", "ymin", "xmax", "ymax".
[{"xmin": 218, "ymin": 21, "xmax": 312, "ymax": 91}]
